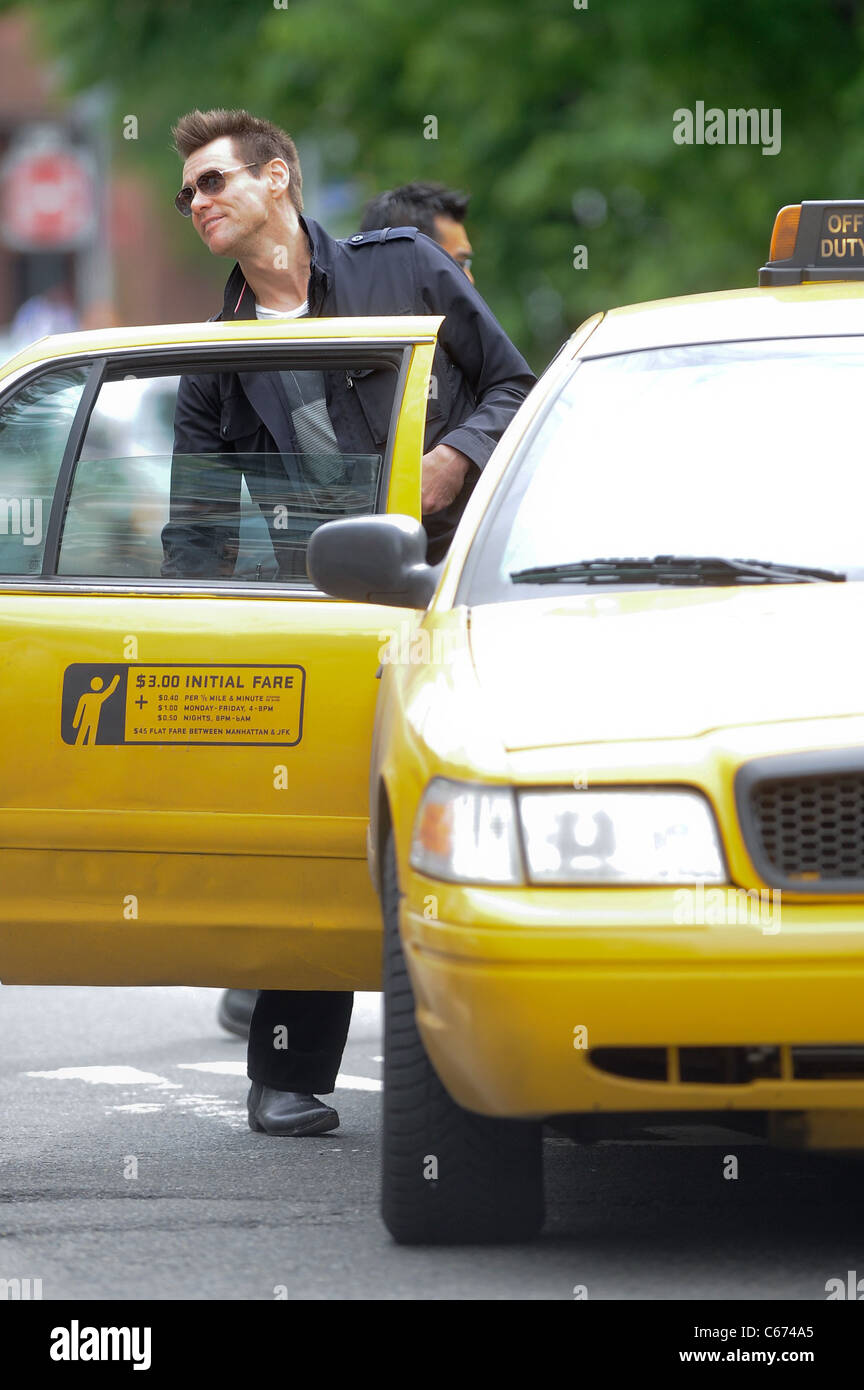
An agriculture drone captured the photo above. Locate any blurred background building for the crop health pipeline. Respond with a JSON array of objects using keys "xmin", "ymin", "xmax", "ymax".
[{"xmin": 0, "ymin": 11, "xmax": 216, "ymax": 359}]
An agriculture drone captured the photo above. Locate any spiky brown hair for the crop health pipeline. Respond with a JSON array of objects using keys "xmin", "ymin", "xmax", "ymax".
[{"xmin": 172, "ymin": 108, "xmax": 303, "ymax": 212}]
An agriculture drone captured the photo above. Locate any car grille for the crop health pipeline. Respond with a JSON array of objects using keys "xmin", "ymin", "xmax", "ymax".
[
  {"xmin": 735, "ymin": 752, "xmax": 864, "ymax": 892},
  {"xmin": 753, "ymin": 775, "xmax": 864, "ymax": 881}
]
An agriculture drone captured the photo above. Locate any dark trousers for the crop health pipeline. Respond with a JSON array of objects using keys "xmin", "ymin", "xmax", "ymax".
[{"xmin": 247, "ymin": 989, "xmax": 354, "ymax": 1094}]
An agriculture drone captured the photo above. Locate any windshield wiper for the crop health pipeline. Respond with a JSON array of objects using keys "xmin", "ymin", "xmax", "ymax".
[{"xmin": 509, "ymin": 555, "xmax": 847, "ymax": 585}]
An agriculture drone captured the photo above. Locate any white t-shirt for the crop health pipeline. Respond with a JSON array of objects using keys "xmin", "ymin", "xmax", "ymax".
[{"xmin": 255, "ymin": 301, "xmax": 309, "ymax": 319}]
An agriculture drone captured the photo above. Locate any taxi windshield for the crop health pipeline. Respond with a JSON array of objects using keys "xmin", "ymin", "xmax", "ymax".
[{"xmin": 464, "ymin": 336, "xmax": 864, "ymax": 603}]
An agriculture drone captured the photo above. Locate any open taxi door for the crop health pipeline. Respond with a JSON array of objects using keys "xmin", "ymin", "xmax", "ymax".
[{"xmin": 0, "ymin": 315, "xmax": 439, "ymax": 989}]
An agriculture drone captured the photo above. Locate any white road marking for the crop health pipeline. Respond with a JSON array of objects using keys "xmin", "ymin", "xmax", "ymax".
[
  {"xmin": 24, "ymin": 1065, "xmax": 246, "ymax": 1128},
  {"xmin": 23, "ymin": 1061, "xmax": 381, "ymax": 1136},
  {"xmin": 335, "ymin": 1074, "xmax": 382, "ymax": 1092},
  {"xmin": 178, "ymin": 1061, "xmax": 382, "ymax": 1091},
  {"xmin": 165, "ymin": 1093, "xmax": 247, "ymax": 1130},
  {"xmin": 111, "ymin": 1103, "xmax": 165, "ymax": 1114},
  {"xmin": 176, "ymin": 1061, "xmax": 246, "ymax": 1076},
  {"xmin": 26, "ymin": 1066, "xmax": 181, "ymax": 1089}
]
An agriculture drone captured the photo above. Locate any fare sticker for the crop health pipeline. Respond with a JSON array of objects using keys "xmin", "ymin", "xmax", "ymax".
[{"xmin": 61, "ymin": 664, "xmax": 305, "ymax": 746}]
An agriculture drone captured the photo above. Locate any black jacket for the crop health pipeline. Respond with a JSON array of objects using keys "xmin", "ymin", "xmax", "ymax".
[{"xmin": 162, "ymin": 214, "xmax": 535, "ymax": 575}]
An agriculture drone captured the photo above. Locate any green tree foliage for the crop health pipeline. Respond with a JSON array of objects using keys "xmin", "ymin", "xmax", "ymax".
[{"xmin": 15, "ymin": 0, "xmax": 864, "ymax": 366}]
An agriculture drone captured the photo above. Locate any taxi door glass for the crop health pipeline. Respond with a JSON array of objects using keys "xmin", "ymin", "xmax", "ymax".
[
  {"xmin": 58, "ymin": 364, "xmax": 397, "ymax": 582},
  {"xmin": 0, "ymin": 364, "xmax": 88, "ymax": 575}
]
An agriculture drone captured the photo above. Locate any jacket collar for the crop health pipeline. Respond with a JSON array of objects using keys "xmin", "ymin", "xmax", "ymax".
[{"xmin": 219, "ymin": 214, "xmax": 334, "ymax": 321}]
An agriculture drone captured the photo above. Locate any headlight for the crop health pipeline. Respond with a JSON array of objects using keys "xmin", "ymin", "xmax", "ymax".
[
  {"xmin": 410, "ymin": 778, "xmax": 523, "ymax": 884},
  {"xmin": 517, "ymin": 789, "xmax": 725, "ymax": 884},
  {"xmin": 410, "ymin": 781, "xmax": 726, "ymax": 887}
]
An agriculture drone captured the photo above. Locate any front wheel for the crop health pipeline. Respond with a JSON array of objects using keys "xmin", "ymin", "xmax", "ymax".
[{"xmin": 380, "ymin": 832, "xmax": 544, "ymax": 1244}]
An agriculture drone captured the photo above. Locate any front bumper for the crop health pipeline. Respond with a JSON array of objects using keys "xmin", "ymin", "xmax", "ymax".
[{"xmin": 401, "ymin": 880, "xmax": 864, "ymax": 1120}]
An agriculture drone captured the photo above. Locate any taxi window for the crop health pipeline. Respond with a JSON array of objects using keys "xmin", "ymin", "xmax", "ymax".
[
  {"xmin": 462, "ymin": 336, "xmax": 864, "ymax": 603},
  {"xmin": 56, "ymin": 360, "xmax": 398, "ymax": 584},
  {"xmin": 0, "ymin": 364, "xmax": 88, "ymax": 575}
]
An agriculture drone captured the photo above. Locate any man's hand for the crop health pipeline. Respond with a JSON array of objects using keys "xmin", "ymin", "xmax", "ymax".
[{"xmin": 421, "ymin": 443, "xmax": 471, "ymax": 513}]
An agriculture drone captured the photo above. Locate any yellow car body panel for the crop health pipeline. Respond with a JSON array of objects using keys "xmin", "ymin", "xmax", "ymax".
[
  {"xmin": 372, "ymin": 283, "xmax": 864, "ymax": 1132},
  {"xmin": 0, "ymin": 316, "xmax": 439, "ymax": 987}
]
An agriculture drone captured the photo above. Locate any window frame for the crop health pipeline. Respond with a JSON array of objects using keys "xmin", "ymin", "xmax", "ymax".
[{"xmin": 0, "ymin": 339, "xmax": 416, "ymax": 597}]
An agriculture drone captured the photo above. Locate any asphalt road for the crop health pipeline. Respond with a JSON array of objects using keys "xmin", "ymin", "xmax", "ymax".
[{"xmin": 1, "ymin": 985, "xmax": 862, "ymax": 1301}]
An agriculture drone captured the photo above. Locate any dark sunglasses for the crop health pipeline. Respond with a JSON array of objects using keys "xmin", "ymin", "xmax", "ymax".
[{"xmin": 174, "ymin": 162, "xmax": 260, "ymax": 217}]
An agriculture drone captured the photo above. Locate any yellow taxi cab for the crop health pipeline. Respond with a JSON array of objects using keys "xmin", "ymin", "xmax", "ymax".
[
  {"xmin": 309, "ymin": 202, "xmax": 864, "ymax": 1244},
  {"xmin": 0, "ymin": 314, "xmax": 438, "ymax": 988}
]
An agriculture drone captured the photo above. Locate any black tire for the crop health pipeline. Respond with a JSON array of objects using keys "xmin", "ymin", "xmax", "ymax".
[{"xmin": 381, "ymin": 832, "xmax": 544, "ymax": 1244}]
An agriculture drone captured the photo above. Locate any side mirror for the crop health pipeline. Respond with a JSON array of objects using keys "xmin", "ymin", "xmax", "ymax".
[{"xmin": 307, "ymin": 514, "xmax": 441, "ymax": 609}]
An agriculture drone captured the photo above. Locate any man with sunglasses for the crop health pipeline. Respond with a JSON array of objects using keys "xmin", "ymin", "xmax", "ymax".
[
  {"xmin": 165, "ymin": 107, "xmax": 534, "ymax": 1137},
  {"xmin": 216, "ymin": 177, "xmax": 481, "ymax": 1043}
]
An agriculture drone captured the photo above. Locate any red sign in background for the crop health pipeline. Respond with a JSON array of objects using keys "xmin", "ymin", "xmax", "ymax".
[{"xmin": 0, "ymin": 145, "xmax": 96, "ymax": 251}]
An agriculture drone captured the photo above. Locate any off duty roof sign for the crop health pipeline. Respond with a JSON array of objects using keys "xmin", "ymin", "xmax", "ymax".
[{"xmin": 759, "ymin": 201, "xmax": 864, "ymax": 284}]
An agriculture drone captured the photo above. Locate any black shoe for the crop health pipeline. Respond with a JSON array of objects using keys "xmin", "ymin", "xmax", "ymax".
[
  {"xmin": 247, "ymin": 1082, "xmax": 340, "ymax": 1136},
  {"xmin": 217, "ymin": 989, "xmax": 257, "ymax": 1039}
]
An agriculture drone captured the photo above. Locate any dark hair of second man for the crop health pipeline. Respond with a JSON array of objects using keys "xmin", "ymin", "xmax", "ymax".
[{"xmin": 360, "ymin": 181, "xmax": 470, "ymax": 238}]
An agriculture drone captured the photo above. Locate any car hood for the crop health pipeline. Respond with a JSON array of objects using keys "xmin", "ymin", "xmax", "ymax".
[{"xmin": 467, "ymin": 584, "xmax": 864, "ymax": 751}]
